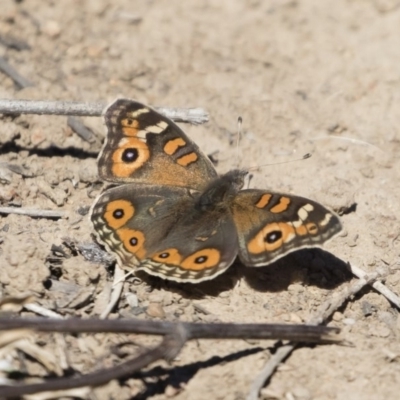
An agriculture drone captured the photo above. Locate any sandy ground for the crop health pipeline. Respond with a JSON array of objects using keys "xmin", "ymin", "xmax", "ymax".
[{"xmin": 1, "ymin": 1, "xmax": 400, "ymax": 399}]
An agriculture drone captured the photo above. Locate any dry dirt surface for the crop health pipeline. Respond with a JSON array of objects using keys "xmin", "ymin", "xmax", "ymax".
[{"xmin": 1, "ymin": 1, "xmax": 400, "ymax": 399}]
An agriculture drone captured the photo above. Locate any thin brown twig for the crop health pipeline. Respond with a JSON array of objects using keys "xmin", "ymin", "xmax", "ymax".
[
  {"xmin": 0, "ymin": 206, "xmax": 66, "ymax": 219},
  {"xmin": 0, "ymin": 318, "xmax": 339, "ymax": 396},
  {"xmin": 0, "ymin": 98, "xmax": 209, "ymax": 124},
  {"xmin": 247, "ymin": 266, "xmax": 382, "ymax": 400},
  {"xmin": 0, "ymin": 325, "xmax": 186, "ymax": 397},
  {"xmin": 0, "ymin": 317, "xmax": 340, "ymax": 342}
]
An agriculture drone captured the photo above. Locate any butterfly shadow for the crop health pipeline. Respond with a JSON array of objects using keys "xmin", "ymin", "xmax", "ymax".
[
  {"xmin": 137, "ymin": 249, "xmax": 351, "ymax": 298},
  {"xmin": 241, "ymin": 248, "xmax": 352, "ymax": 293},
  {"xmin": 127, "ymin": 345, "xmax": 264, "ymax": 400}
]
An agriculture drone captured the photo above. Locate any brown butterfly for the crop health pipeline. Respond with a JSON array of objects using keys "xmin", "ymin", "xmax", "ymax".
[{"xmin": 90, "ymin": 99, "xmax": 342, "ymax": 283}]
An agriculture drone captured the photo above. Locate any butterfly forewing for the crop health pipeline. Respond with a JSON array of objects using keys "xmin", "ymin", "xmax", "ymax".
[{"xmin": 98, "ymin": 99, "xmax": 217, "ymax": 190}]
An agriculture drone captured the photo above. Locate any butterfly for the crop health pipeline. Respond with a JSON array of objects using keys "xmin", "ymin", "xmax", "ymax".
[{"xmin": 90, "ymin": 99, "xmax": 342, "ymax": 283}]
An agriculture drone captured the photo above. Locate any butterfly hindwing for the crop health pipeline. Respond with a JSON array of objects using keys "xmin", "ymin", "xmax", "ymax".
[
  {"xmin": 91, "ymin": 183, "xmax": 238, "ymax": 283},
  {"xmin": 231, "ymin": 190, "xmax": 342, "ymax": 266}
]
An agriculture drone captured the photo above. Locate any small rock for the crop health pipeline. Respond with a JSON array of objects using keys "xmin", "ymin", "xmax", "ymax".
[
  {"xmin": 346, "ymin": 238, "xmax": 358, "ymax": 247},
  {"xmin": 332, "ymin": 311, "xmax": 343, "ymax": 322},
  {"xmin": 292, "ymin": 385, "xmax": 311, "ymax": 399},
  {"xmin": 125, "ymin": 292, "xmax": 139, "ymax": 308},
  {"xmin": 162, "ymin": 292, "xmax": 173, "ymax": 306},
  {"xmin": 148, "ymin": 290, "xmax": 165, "ymax": 303},
  {"xmin": 41, "ymin": 20, "xmax": 61, "ymax": 38},
  {"xmin": 289, "ymin": 313, "xmax": 303, "ymax": 324},
  {"xmin": 369, "ymin": 323, "xmax": 391, "ymax": 338},
  {"xmin": 361, "ymin": 301, "xmax": 376, "ymax": 317},
  {"xmin": 146, "ymin": 303, "xmax": 166, "ymax": 318},
  {"xmin": 131, "ymin": 306, "xmax": 146, "ymax": 316},
  {"xmin": 37, "ymin": 179, "xmax": 68, "ymax": 206},
  {"xmin": 165, "ymin": 384, "xmax": 181, "ymax": 397},
  {"xmin": 287, "ymin": 283, "xmax": 304, "ymax": 294},
  {"xmin": 30, "ymin": 127, "xmax": 46, "ymax": 146},
  {"xmin": 343, "ymin": 318, "xmax": 356, "ymax": 326}
]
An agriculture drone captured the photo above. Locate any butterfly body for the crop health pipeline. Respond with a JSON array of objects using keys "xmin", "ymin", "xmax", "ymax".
[{"xmin": 91, "ymin": 99, "xmax": 342, "ymax": 283}]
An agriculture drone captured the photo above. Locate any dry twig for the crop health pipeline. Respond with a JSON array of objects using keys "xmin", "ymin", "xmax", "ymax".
[
  {"xmin": 67, "ymin": 116, "xmax": 97, "ymax": 143},
  {"xmin": 0, "ymin": 56, "xmax": 33, "ymax": 89},
  {"xmin": 99, "ymin": 264, "xmax": 125, "ymax": 319},
  {"xmin": 0, "ymin": 98, "xmax": 209, "ymax": 124},
  {"xmin": 0, "ymin": 324, "xmax": 187, "ymax": 397},
  {"xmin": 24, "ymin": 303, "xmax": 64, "ymax": 319},
  {"xmin": 0, "ymin": 316, "xmax": 340, "ymax": 396},
  {"xmin": 247, "ymin": 264, "xmax": 387, "ymax": 400},
  {"xmin": 350, "ymin": 263, "xmax": 400, "ymax": 309},
  {"xmin": 0, "ymin": 206, "xmax": 66, "ymax": 219}
]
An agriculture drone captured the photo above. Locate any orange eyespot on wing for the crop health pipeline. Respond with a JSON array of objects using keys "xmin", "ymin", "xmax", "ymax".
[
  {"xmin": 248, "ymin": 222, "xmax": 292, "ymax": 254},
  {"xmin": 247, "ymin": 221, "xmax": 320, "ymax": 254},
  {"xmin": 152, "ymin": 248, "xmax": 182, "ymax": 264},
  {"xmin": 103, "ymin": 199, "xmax": 135, "ymax": 229},
  {"xmin": 116, "ymin": 228, "xmax": 146, "ymax": 259},
  {"xmin": 180, "ymin": 248, "xmax": 221, "ymax": 271},
  {"xmin": 111, "ymin": 138, "xmax": 150, "ymax": 177}
]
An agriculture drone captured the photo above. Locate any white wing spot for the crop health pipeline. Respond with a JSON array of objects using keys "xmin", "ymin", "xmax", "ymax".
[
  {"xmin": 146, "ymin": 121, "xmax": 168, "ymax": 134},
  {"xmin": 304, "ymin": 203, "xmax": 314, "ymax": 212},
  {"xmin": 128, "ymin": 108, "xmax": 150, "ymax": 118},
  {"xmin": 319, "ymin": 213, "xmax": 333, "ymax": 227},
  {"xmin": 297, "ymin": 206, "xmax": 310, "ymax": 221}
]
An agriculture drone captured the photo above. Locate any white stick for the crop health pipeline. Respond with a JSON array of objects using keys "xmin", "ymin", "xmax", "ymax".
[
  {"xmin": 0, "ymin": 207, "xmax": 66, "ymax": 219},
  {"xmin": 247, "ymin": 265, "xmax": 383, "ymax": 400},
  {"xmin": 24, "ymin": 303, "xmax": 64, "ymax": 319},
  {"xmin": 0, "ymin": 99, "xmax": 209, "ymax": 124}
]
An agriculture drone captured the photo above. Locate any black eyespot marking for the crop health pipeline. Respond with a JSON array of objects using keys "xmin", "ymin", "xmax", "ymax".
[
  {"xmin": 264, "ymin": 230, "xmax": 282, "ymax": 244},
  {"xmin": 113, "ymin": 209, "xmax": 124, "ymax": 219},
  {"xmin": 127, "ymin": 118, "xmax": 133, "ymax": 125},
  {"xmin": 122, "ymin": 148, "xmax": 139, "ymax": 163},
  {"xmin": 129, "ymin": 237, "xmax": 138, "ymax": 246},
  {"xmin": 195, "ymin": 256, "xmax": 208, "ymax": 264},
  {"xmin": 159, "ymin": 252, "xmax": 169, "ymax": 259}
]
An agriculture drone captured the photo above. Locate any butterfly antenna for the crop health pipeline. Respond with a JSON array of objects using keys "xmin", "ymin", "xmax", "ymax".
[
  {"xmin": 310, "ymin": 135, "xmax": 384, "ymax": 153},
  {"xmin": 247, "ymin": 153, "xmax": 311, "ymax": 171},
  {"xmin": 236, "ymin": 116, "xmax": 243, "ymax": 168}
]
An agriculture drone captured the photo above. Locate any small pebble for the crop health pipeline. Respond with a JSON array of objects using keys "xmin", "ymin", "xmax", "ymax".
[
  {"xmin": 165, "ymin": 384, "xmax": 181, "ymax": 397},
  {"xmin": 361, "ymin": 301, "xmax": 375, "ymax": 317},
  {"xmin": 41, "ymin": 20, "xmax": 61, "ymax": 37},
  {"xmin": 292, "ymin": 385, "xmax": 311, "ymax": 399},
  {"xmin": 125, "ymin": 292, "xmax": 138, "ymax": 308},
  {"xmin": 148, "ymin": 291, "xmax": 165, "ymax": 303},
  {"xmin": 332, "ymin": 311, "xmax": 343, "ymax": 322},
  {"xmin": 287, "ymin": 283, "xmax": 304, "ymax": 294},
  {"xmin": 146, "ymin": 303, "xmax": 166, "ymax": 318},
  {"xmin": 289, "ymin": 313, "xmax": 303, "ymax": 324}
]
